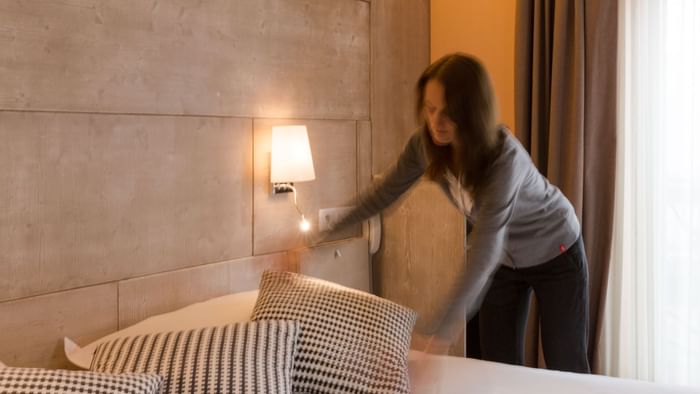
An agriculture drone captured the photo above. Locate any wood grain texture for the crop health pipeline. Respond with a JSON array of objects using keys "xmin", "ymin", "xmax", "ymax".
[
  {"xmin": 0, "ymin": 111, "xmax": 252, "ymax": 301},
  {"xmin": 370, "ymin": 0, "xmax": 430, "ymax": 173},
  {"xmin": 370, "ymin": 0, "xmax": 464, "ymax": 355},
  {"xmin": 357, "ymin": 121, "xmax": 372, "ymax": 195},
  {"xmin": 374, "ymin": 180, "xmax": 466, "ymax": 355},
  {"xmin": 253, "ymin": 118, "xmax": 360, "ymax": 255},
  {"xmin": 290, "ymin": 237, "xmax": 370, "ymax": 292},
  {"xmin": 371, "ymin": 0, "xmax": 464, "ymax": 355},
  {"xmin": 0, "ymin": 284, "xmax": 117, "ymax": 369},
  {"xmin": 0, "ymin": 0, "xmax": 384, "ymax": 370},
  {"xmin": 118, "ymin": 252, "xmax": 288, "ymax": 329},
  {"xmin": 0, "ymin": 0, "xmax": 369, "ymax": 119}
]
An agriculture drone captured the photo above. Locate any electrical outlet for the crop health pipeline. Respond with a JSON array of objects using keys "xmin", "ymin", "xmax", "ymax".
[{"xmin": 318, "ymin": 206, "xmax": 354, "ymax": 231}]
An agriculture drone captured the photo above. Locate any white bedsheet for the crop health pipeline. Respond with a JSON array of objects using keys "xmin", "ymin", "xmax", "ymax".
[{"xmin": 407, "ymin": 352, "xmax": 700, "ymax": 394}]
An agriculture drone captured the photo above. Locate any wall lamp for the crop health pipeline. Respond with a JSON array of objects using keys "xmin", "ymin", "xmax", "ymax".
[{"xmin": 270, "ymin": 125, "xmax": 315, "ymax": 232}]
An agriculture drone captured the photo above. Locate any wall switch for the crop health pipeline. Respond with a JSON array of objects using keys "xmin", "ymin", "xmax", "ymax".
[{"xmin": 318, "ymin": 206, "xmax": 354, "ymax": 231}]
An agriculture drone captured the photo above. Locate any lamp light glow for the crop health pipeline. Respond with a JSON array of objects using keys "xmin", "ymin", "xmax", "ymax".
[{"xmin": 299, "ymin": 216, "xmax": 311, "ymax": 232}]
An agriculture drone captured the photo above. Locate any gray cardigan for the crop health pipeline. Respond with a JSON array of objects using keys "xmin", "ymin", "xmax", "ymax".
[{"xmin": 333, "ymin": 126, "xmax": 580, "ymax": 339}]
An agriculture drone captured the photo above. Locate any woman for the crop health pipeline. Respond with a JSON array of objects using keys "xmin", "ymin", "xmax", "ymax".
[{"xmin": 327, "ymin": 53, "xmax": 590, "ymax": 373}]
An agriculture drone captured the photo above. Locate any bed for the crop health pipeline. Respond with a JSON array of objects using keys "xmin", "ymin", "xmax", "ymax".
[
  {"xmin": 2, "ymin": 238, "xmax": 698, "ymax": 393},
  {"xmin": 408, "ymin": 352, "xmax": 698, "ymax": 394},
  {"xmin": 56, "ymin": 274, "xmax": 697, "ymax": 394}
]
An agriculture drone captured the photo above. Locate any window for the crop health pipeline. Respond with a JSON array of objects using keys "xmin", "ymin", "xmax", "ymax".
[{"xmin": 601, "ymin": 0, "xmax": 700, "ymax": 387}]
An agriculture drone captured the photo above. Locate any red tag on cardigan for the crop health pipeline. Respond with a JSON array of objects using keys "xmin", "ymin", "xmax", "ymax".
[{"xmin": 560, "ymin": 244, "xmax": 566, "ymax": 253}]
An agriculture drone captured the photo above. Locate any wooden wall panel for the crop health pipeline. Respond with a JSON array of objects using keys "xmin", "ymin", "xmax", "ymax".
[
  {"xmin": 291, "ymin": 238, "xmax": 370, "ymax": 293},
  {"xmin": 0, "ymin": 284, "xmax": 117, "ymax": 369},
  {"xmin": 0, "ymin": 0, "xmax": 369, "ymax": 119},
  {"xmin": 0, "ymin": 0, "xmax": 430, "ymax": 368},
  {"xmin": 357, "ymin": 121, "xmax": 373, "ymax": 239},
  {"xmin": 370, "ymin": 0, "xmax": 465, "ymax": 355},
  {"xmin": 0, "ymin": 111, "xmax": 252, "ymax": 301},
  {"xmin": 118, "ymin": 253, "xmax": 288, "ymax": 329},
  {"xmin": 357, "ymin": 121, "xmax": 372, "ymax": 195},
  {"xmin": 253, "ymin": 119, "xmax": 360, "ymax": 255},
  {"xmin": 370, "ymin": 0, "xmax": 430, "ymax": 173},
  {"xmin": 376, "ymin": 181, "xmax": 465, "ymax": 352}
]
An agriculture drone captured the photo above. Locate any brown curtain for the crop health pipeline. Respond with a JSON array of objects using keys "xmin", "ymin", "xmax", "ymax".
[{"xmin": 514, "ymin": 0, "xmax": 618, "ymax": 373}]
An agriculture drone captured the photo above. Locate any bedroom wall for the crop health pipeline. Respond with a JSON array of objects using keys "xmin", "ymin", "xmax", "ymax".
[
  {"xmin": 431, "ymin": 0, "xmax": 516, "ymax": 130},
  {"xmin": 0, "ymin": 0, "xmax": 396, "ymax": 368}
]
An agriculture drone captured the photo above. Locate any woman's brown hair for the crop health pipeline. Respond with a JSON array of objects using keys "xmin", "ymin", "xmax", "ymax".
[{"xmin": 416, "ymin": 53, "xmax": 502, "ymax": 194}]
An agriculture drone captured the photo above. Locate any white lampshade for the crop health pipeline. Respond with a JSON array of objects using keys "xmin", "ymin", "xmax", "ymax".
[{"xmin": 270, "ymin": 125, "xmax": 316, "ymax": 183}]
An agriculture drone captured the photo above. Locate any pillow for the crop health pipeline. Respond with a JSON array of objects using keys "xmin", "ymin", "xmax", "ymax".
[
  {"xmin": 91, "ymin": 321, "xmax": 298, "ymax": 394},
  {"xmin": 66, "ymin": 290, "xmax": 259, "ymax": 369},
  {"xmin": 0, "ymin": 367, "xmax": 161, "ymax": 394},
  {"xmin": 251, "ymin": 270, "xmax": 417, "ymax": 394}
]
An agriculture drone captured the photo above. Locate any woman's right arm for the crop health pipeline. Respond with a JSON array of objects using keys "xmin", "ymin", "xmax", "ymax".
[{"xmin": 329, "ymin": 130, "xmax": 427, "ymax": 232}]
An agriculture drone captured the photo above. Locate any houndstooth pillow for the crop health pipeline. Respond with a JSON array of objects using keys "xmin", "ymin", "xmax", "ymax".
[
  {"xmin": 251, "ymin": 271, "xmax": 417, "ymax": 394},
  {"xmin": 0, "ymin": 367, "xmax": 162, "ymax": 394},
  {"xmin": 90, "ymin": 321, "xmax": 298, "ymax": 394}
]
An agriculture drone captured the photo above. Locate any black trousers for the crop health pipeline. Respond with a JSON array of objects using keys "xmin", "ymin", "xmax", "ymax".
[{"xmin": 478, "ymin": 235, "xmax": 591, "ymax": 373}]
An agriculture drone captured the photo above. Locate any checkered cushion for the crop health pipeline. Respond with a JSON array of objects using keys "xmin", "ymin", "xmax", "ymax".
[
  {"xmin": 0, "ymin": 367, "xmax": 162, "ymax": 394},
  {"xmin": 90, "ymin": 321, "xmax": 298, "ymax": 394},
  {"xmin": 251, "ymin": 271, "xmax": 417, "ymax": 394}
]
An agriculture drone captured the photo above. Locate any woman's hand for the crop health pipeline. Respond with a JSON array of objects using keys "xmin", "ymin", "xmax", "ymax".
[
  {"xmin": 410, "ymin": 334, "xmax": 450, "ymax": 393},
  {"xmin": 413, "ymin": 333, "xmax": 451, "ymax": 355},
  {"xmin": 305, "ymin": 228, "xmax": 331, "ymax": 247}
]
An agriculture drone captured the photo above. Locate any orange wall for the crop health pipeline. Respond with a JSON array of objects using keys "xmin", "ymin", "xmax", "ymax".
[{"xmin": 431, "ymin": 0, "xmax": 516, "ymax": 131}]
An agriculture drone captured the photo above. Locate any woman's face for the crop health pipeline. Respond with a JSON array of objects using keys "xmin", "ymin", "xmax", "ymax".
[{"xmin": 424, "ymin": 79, "xmax": 457, "ymax": 146}]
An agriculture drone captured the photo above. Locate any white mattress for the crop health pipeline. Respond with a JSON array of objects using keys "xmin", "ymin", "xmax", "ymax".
[{"xmin": 407, "ymin": 352, "xmax": 700, "ymax": 394}]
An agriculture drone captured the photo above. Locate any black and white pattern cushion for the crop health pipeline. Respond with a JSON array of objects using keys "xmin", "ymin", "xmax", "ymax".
[
  {"xmin": 251, "ymin": 271, "xmax": 417, "ymax": 394},
  {"xmin": 90, "ymin": 321, "xmax": 298, "ymax": 394},
  {"xmin": 0, "ymin": 367, "xmax": 162, "ymax": 394}
]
